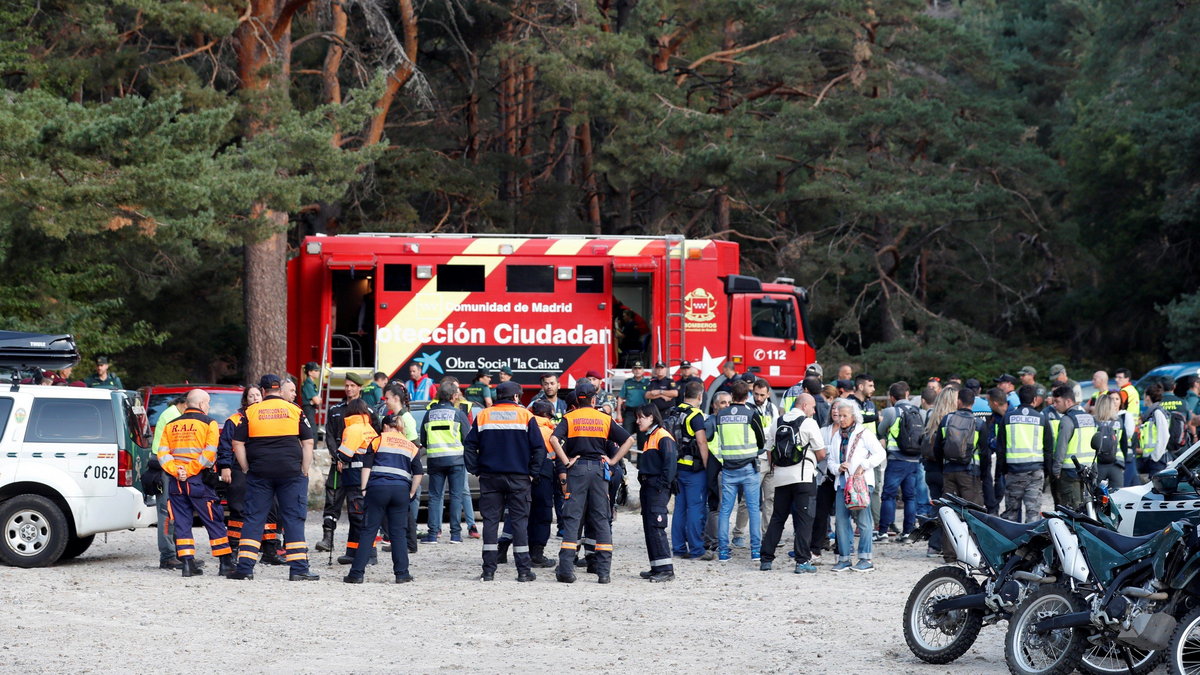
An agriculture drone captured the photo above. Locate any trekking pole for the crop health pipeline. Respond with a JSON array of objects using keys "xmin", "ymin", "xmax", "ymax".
[{"xmin": 328, "ymin": 469, "xmax": 338, "ymax": 566}]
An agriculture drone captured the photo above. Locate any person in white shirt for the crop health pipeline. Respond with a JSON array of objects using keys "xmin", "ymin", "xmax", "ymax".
[
  {"xmin": 759, "ymin": 394, "xmax": 825, "ymax": 574},
  {"xmin": 825, "ymin": 398, "xmax": 886, "ymax": 573}
]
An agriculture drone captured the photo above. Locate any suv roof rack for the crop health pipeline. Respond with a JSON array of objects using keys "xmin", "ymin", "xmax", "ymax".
[{"xmin": 0, "ymin": 331, "xmax": 81, "ymax": 372}]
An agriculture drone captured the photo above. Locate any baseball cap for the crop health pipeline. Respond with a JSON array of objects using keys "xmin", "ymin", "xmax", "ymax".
[
  {"xmin": 574, "ymin": 381, "xmax": 597, "ymax": 399},
  {"xmin": 806, "ymin": 363, "xmax": 823, "ymax": 377},
  {"xmin": 994, "ymin": 374, "xmax": 1018, "ymax": 385},
  {"xmin": 1035, "ymin": 385, "xmax": 1048, "ymax": 398},
  {"xmin": 585, "ymin": 369, "xmax": 603, "ymax": 380},
  {"xmin": 259, "ymin": 374, "xmax": 282, "ymax": 390},
  {"xmin": 499, "ymin": 365, "xmax": 513, "ymax": 375},
  {"xmin": 1048, "ymin": 364, "xmax": 1066, "ymax": 377},
  {"xmin": 679, "ymin": 360, "xmax": 692, "ymax": 369},
  {"xmin": 495, "ymin": 381, "xmax": 522, "ymax": 399},
  {"xmin": 345, "ymin": 372, "xmax": 365, "ymax": 386},
  {"xmin": 96, "ymin": 356, "xmax": 109, "ymax": 365},
  {"xmin": 304, "ymin": 361, "xmax": 320, "ymax": 373},
  {"xmin": 1018, "ymin": 366, "xmax": 1036, "ymax": 377},
  {"xmin": 631, "ymin": 361, "xmax": 643, "ymax": 369},
  {"xmin": 836, "ymin": 378, "xmax": 853, "ymax": 391},
  {"xmin": 965, "ymin": 378, "xmax": 982, "ymax": 392},
  {"xmin": 653, "ymin": 361, "xmax": 667, "ymax": 369}
]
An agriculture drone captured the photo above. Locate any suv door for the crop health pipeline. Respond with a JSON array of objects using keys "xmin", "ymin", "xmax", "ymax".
[{"xmin": 24, "ymin": 397, "xmax": 119, "ymax": 497}]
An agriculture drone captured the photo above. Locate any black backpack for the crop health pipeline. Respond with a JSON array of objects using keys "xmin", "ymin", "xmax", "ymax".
[
  {"xmin": 941, "ymin": 412, "xmax": 977, "ymax": 463},
  {"xmin": 663, "ymin": 405, "xmax": 699, "ymax": 455},
  {"xmin": 894, "ymin": 405, "xmax": 925, "ymax": 457},
  {"xmin": 1092, "ymin": 420, "xmax": 1120, "ymax": 464},
  {"xmin": 1167, "ymin": 410, "xmax": 1190, "ymax": 453},
  {"xmin": 772, "ymin": 415, "xmax": 812, "ymax": 468}
]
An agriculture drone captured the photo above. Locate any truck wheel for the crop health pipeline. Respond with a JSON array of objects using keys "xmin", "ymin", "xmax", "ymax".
[
  {"xmin": 60, "ymin": 534, "xmax": 96, "ymax": 560},
  {"xmin": 0, "ymin": 495, "xmax": 69, "ymax": 568}
]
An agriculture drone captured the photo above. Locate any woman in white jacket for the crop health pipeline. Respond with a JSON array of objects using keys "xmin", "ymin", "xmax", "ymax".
[{"xmin": 824, "ymin": 398, "xmax": 886, "ymax": 572}]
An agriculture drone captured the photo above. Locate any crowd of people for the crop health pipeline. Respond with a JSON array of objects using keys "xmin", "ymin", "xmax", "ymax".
[{"xmin": 147, "ymin": 358, "xmax": 1200, "ymax": 583}]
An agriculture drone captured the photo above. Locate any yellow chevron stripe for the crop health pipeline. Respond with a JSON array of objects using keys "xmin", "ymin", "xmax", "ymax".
[
  {"xmin": 609, "ymin": 239, "xmax": 649, "ymax": 257},
  {"xmin": 376, "ymin": 255, "xmax": 506, "ymax": 374},
  {"xmin": 464, "ymin": 239, "xmax": 528, "ymax": 255},
  {"xmin": 546, "ymin": 239, "xmax": 588, "ymax": 256}
]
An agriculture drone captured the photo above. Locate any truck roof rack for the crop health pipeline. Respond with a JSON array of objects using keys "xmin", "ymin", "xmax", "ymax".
[{"xmin": 0, "ymin": 331, "xmax": 81, "ymax": 372}]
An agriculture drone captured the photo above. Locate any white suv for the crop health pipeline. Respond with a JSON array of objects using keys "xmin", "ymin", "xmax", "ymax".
[{"xmin": 0, "ymin": 339, "xmax": 156, "ymax": 567}]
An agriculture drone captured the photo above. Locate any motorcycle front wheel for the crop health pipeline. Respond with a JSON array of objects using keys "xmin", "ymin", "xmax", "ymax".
[
  {"xmin": 1005, "ymin": 585, "xmax": 1087, "ymax": 675},
  {"xmin": 903, "ymin": 565, "xmax": 984, "ymax": 664},
  {"xmin": 1168, "ymin": 605, "xmax": 1200, "ymax": 675}
]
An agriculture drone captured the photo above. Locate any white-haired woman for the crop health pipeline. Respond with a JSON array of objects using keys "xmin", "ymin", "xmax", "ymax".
[{"xmin": 826, "ymin": 398, "xmax": 885, "ymax": 572}]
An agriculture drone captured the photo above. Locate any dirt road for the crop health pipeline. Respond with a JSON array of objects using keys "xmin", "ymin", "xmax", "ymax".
[{"xmin": 0, "ymin": 512, "xmax": 1014, "ymax": 673}]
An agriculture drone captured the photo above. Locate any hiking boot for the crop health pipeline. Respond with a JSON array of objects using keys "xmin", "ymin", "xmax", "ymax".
[
  {"xmin": 217, "ymin": 555, "xmax": 235, "ymax": 578},
  {"xmin": 648, "ymin": 571, "xmax": 674, "ymax": 583},
  {"xmin": 699, "ymin": 551, "xmax": 716, "ymax": 561},
  {"xmin": 260, "ymin": 546, "xmax": 286, "ymax": 566},
  {"xmin": 289, "ymin": 571, "xmax": 321, "ymax": 581},
  {"xmin": 852, "ymin": 559, "xmax": 875, "ymax": 573},
  {"xmin": 794, "ymin": 562, "xmax": 817, "ymax": 574},
  {"xmin": 315, "ymin": 528, "xmax": 334, "ymax": 552},
  {"xmin": 556, "ymin": 573, "xmax": 576, "ymax": 584},
  {"xmin": 159, "ymin": 559, "xmax": 183, "ymax": 570},
  {"xmin": 529, "ymin": 546, "xmax": 555, "ymax": 568},
  {"xmin": 639, "ymin": 569, "xmax": 655, "ymax": 579},
  {"xmin": 225, "ymin": 571, "xmax": 254, "ymax": 580},
  {"xmin": 180, "ymin": 558, "xmax": 202, "ymax": 578},
  {"xmin": 497, "ymin": 540, "xmax": 510, "ymax": 564},
  {"xmin": 517, "ymin": 571, "xmax": 537, "ymax": 582},
  {"xmin": 337, "ymin": 554, "xmax": 355, "ymax": 565},
  {"xmin": 343, "ymin": 574, "xmax": 364, "ymax": 584},
  {"xmin": 597, "ymin": 575, "xmax": 611, "ymax": 584},
  {"xmin": 480, "ymin": 571, "xmax": 494, "ymax": 581},
  {"xmin": 395, "ymin": 574, "xmax": 414, "ymax": 583}
]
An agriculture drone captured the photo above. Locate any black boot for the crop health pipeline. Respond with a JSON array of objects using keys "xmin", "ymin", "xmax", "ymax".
[
  {"xmin": 261, "ymin": 544, "xmax": 286, "ymax": 566},
  {"xmin": 181, "ymin": 558, "xmax": 203, "ymax": 578},
  {"xmin": 497, "ymin": 540, "xmax": 510, "ymax": 564},
  {"xmin": 529, "ymin": 545, "xmax": 555, "ymax": 568},
  {"xmin": 315, "ymin": 528, "xmax": 335, "ymax": 552},
  {"xmin": 337, "ymin": 553, "xmax": 354, "ymax": 565},
  {"xmin": 218, "ymin": 555, "xmax": 235, "ymax": 577}
]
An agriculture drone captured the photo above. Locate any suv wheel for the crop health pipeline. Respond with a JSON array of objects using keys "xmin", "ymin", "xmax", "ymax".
[{"xmin": 0, "ymin": 495, "xmax": 69, "ymax": 567}]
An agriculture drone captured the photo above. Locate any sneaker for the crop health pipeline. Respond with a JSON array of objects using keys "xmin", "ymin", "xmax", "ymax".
[
  {"xmin": 759, "ymin": 561, "xmax": 772, "ymax": 571},
  {"xmin": 794, "ymin": 562, "xmax": 817, "ymax": 574},
  {"xmin": 888, "ymin": 524, "xmax": 900, "ymax": 535},
  {"xmin": 699, "ymin": 551, "xmax": 716, "ymax": 561},
  {"xmin": 810, "ymin": 551, "xmax": 824, "ymax": 565},
  {"xmin": 897, "ymin": 533, "xmax": 912, "ymax": 544},
  {"xmin": 871, "ymin": 532, "xmax": 883, "ymax": 543},
  {"xmin": 732, "ymin": 537, "xmax": 747, "ymax": 549},
  {"xmin": 926, "ymin": 547, "xmax": 943, "ymax": 558},
  {"xmin": 830, "ymin": 561, "xmax": 852, "ymax": 573},
  {"xmin": 449, "ymin": 535, "xmax": 463, "ymax": 544},
  {"xmin": 751, "ymin": 552, "xmax": 761, "ymax": 561},
  {"xmin": 468, "ymin": 525, "xmax": 481, "ymax": 539},
  {"xmin": 852, "ymin": 559, "xmax": 875, "ymax": 572},
  {"xmin": 420, "ymin": 533, "xmax": 438, "ymax": 545},
  {"xmin": 718, "ymin": 552, "xmax": 731, "ymax": 562},
  {"xmin": 787, "ymin": 550, "xmax": 796, "ymax": 559}
]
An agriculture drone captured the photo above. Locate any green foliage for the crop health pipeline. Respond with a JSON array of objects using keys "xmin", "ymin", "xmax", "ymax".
[{"xmin": 1161, "ymin": 291, "xmax": 1200, "ymax": 362}]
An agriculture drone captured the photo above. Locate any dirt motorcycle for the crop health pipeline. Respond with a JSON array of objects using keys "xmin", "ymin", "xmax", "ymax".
[
  {"xmin": 905, "ymin": 458, "xmax": 1157, "ymax": 674},
  {"xmin": 1004, "ymin": 466, "xmax": 1200, "ymax": 675}
]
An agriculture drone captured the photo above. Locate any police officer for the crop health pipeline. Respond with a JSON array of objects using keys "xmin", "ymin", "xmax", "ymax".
[
  {"xmin": 552, "ymin": 381, "xmax": 636, "ymax": 584},
  {"xmin": 645, "ymin": 361, "xmax": 678, "ymax": 416},
  {"xmin": 335, "ymin": 399, "xmax": 379, "ymax": 564},
  {"xmin": 1051, "ymin": 385, "xmax": 1094, "ymax": 508},
  {"xmin": 498, "ymin": 399, "xmax": 558, "ymax": 568},
  {"xmin": 464, "ymin": 381, "xmax": 545, "ymax": 582},
  {"xmin": 227, "ymin": 374, "xmax": 319, "ymax": 581},
  {"xmin": 668, "ymin": 381, "xmax": 708, "ymax": 558},
  {"xmin": 676, "ymin": 361, "xmax": 703, "ymax": 392},
  {"xmin": 996, "ymin": 385, "xmax": 1047, "ymax": 523},
  {"xmin": 618, "ymin": 361, "xmax": 650, "ymax": 437},
  {"xmin": 158, "ymin": 389, "xmax": 233, "ymax": 577},
  {"xmin": 464, "ymin": 370, "xmax": 494, "ymax": 409},
  {"xmin": 419, "ymin": 381, "xmax": 472, "ymax": 544},
  {"xmin": 316, "ymin": 372, "xmax": 366, "ymax": 553},
  {"xmin": 714, "ymin": 380, "xmax": 766, "ymax": 560},
  {"xmin": 343, "ymin": 413, "xmax": 423, "ymax": 584},
  {"xmin": 634, "ymin": 404, "xmax": 677, "ymax": 582}
]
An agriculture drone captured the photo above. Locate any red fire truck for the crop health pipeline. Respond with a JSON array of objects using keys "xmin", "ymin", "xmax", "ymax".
[{"xmin": 287, "ymin": 233, "xmax": 816, "ymax": 392}]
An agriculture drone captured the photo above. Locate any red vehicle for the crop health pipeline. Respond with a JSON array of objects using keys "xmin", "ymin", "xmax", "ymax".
[
  {"xmin": 287, "ymin": 234, "xmax": 816, "ymax": 391},
  {"xmin": 139, "ymin": 384, "xmax": 246, "ymax": 431}
]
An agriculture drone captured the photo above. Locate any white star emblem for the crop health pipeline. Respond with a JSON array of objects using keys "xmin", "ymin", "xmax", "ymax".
[{"xmin": 696, "ymin": 347, "xmax": 725, "ymax": 381}]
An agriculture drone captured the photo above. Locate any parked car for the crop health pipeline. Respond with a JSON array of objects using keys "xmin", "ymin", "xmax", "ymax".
[
  {"xmin": 1133, "ymin": 362, "xmax": 1200, "ymax": 395},
  {"xmin": 0, "ymin": 331, "xmax": 156, "ymax": 567},
  {"xmin": 1110, "ymin": 439, "xmax": 1200, "ymax": 535},
  {"xmin": 138, "ymin": 383, "xmax": 246, "ymax": 431}
]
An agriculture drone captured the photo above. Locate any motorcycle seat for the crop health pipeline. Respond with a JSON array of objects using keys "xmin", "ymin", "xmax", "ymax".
[
  {"xmin": 1080, "ymin": 522, "xmax": 1158, "ymax": 554},
  {"xmin": 977, "ymin": 513, "xmax": 1045, "ymax": 541}
]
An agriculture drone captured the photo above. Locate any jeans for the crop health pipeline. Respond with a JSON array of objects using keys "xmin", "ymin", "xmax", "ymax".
[
  {"xmin": 915, "ymin": 461, "xmax": 933, "ymax": 518},
  {"xmin": 671, "ymin": 469, "xmax": 707, "ymax": 556},
  {"xmin": 718, "ymin": 464, "xmax": 762, "ymax": 557},
  {"xmin": 834, "ymin": 484, "xmax": 874, "ymax": 562},
  {"xmin": 156, "ymin": 474, "xmax": 175, "ymax": 562},
  {"xmin": 426, "ymin": 464, "xmax": 467, "ymax": 537},
  {"xmin": 879, "ymin": 459, "xmax": 919, "ymax": 535}
]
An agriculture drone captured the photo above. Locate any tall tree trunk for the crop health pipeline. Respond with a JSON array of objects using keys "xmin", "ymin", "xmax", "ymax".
[
  {"xmin": 364, "ymin": 0, "xmax": 417, "ymax": 146},
  {"xmin": 579, "ymin": 118, "xmax": 601, "ymax": 233}
]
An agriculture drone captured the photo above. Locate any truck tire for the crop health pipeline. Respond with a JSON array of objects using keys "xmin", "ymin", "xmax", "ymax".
[
  {"xmin": 0, "ymin": 495, "xmax": 69, "ymax": 568},
  {"xmin": 60, "ymin": 534, "xmax": 96, "ymax": 561}
]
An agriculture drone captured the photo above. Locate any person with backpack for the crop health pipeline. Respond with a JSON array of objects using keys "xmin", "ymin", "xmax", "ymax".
[
  {"xmin": 933, "ymin": 388, "xmax": 990, "ymax": 511},
  {"xmin": 1051, "ymin": 385, "xmax": 1096, "ymax": 507},
  {"xmin": 1137, "ymin": 384, "xmax": 1174, "ymax": 480},
  {"xmin": 877, "ymin": 382, "xmax": 923, "ymax": 542},
  {"xmin": 759, "ymin": 393, "xmax": 824, "ymax": 573},
  {"xmin": 666, "ymin": 381, "xmax": 708, "ymax": 559},
  {"xmin": 1090, "ymin": 393, "xmax": 1125, "ymax": 489},
  {"xmin": 996, "ymin": 385, "xmax": 1048, "ymax": 522}
]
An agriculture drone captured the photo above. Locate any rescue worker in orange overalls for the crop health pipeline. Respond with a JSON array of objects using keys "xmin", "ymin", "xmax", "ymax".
[
  {"xmin": 552, "ymin": 381, "xmax": 635, "ymax": 584},
  {"xmin": 336, "ymin": 399, "xmax": 380, "ymax": 565},
  {"xmin": 158, "ymin": 389, "xmax": 233, "ymax": 577}
]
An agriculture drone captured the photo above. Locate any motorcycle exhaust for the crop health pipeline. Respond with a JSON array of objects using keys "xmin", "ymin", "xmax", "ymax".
[
  {"xmin": 1013, "ymin": 571, "xmax": 1057, "ymax": 584},
  {"xmin": 939, "ymin": 506, "xmax": 982, "ymax": 567},
  {"xmin": 931, "ymin": 593, "xmax": 987, "ymax": 613},
  {"xmin": 1033, "ymin": 611, "xmax": 1092, "ymax": 633},
  {"xmin": 1047, "ymin": 518, "xmax": 1092, "ymax": 583},
  {"xmin": 1120, "ymin": 587, "xmax": 1168, "ymax": 601}
]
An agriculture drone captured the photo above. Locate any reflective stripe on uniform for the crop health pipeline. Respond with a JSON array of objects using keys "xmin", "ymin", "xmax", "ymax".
[
  {"xmin": 650, "ymin": 557, "xmax": 672, "ymax": 567},
  {"xmin": 483, "ymin": 543, "xmax": 499, "ymax": 551},
  {"xmin": 371, "ymin": 465, "xmax": 412, "ymax": 480},
  {"xmin": 512, "ymin": 546, "xmax": 530, "ymax": 553}
]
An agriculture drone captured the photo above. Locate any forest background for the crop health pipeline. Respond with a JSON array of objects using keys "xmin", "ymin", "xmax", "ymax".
[{"xmin": 1, "ymin": 0, "xmax": 1197, "ymax": 387}]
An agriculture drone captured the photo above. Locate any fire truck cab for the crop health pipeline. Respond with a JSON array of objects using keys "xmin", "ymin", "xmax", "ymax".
[{"xmin": 287, "ymin": 233, "xmax": 816, "ymax": 392}]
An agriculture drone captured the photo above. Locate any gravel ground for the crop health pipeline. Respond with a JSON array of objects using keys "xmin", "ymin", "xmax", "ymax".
[{"xmin": 0, "ymin": 505, "xmax": 1033, "ymax": 674}]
